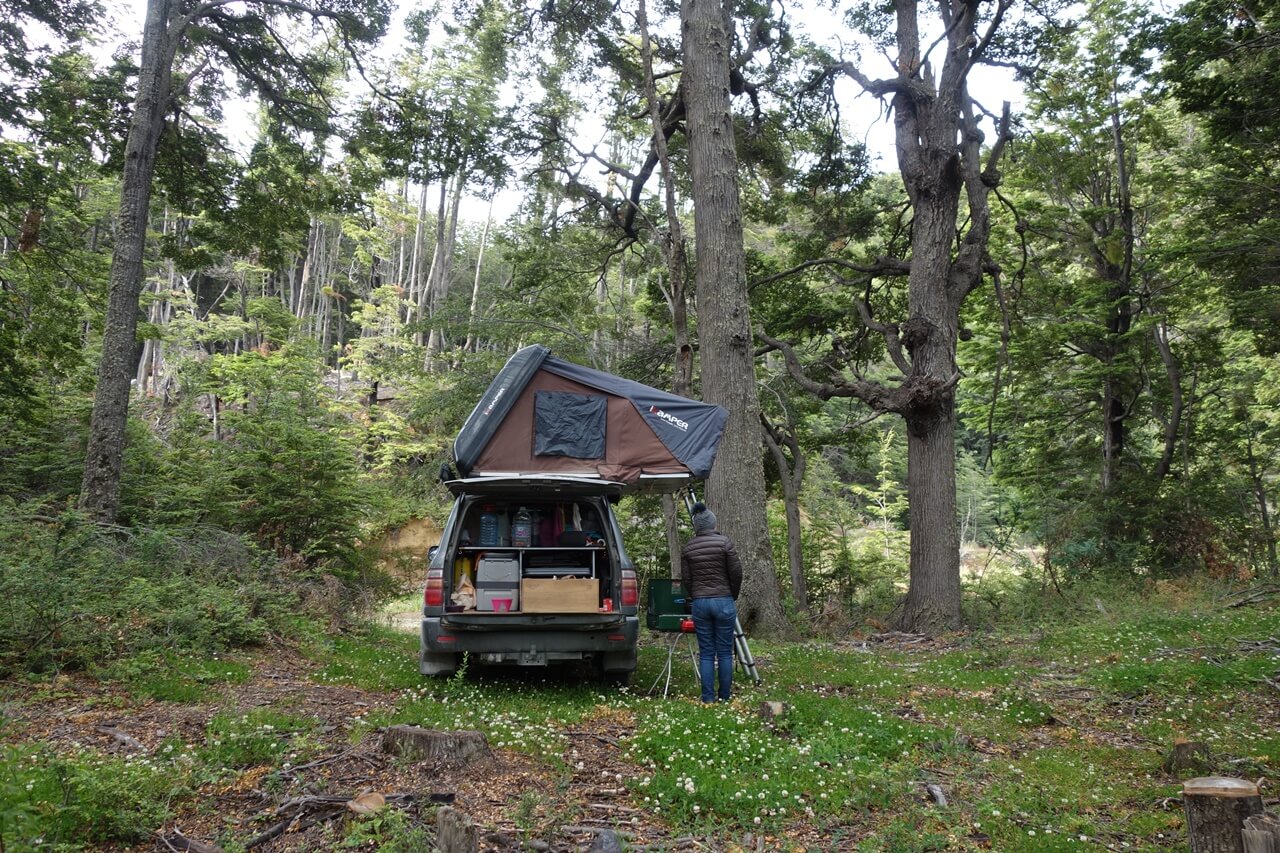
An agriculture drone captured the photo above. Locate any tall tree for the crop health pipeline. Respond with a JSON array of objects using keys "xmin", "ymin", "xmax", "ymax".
[
  {"xmin": 78, "ymin": 0, "xmax": 390, "ymax": 522},
  {"xmin": 682, "ymin": 0, "xmax": 788, "ymax": 635},
  {"xmin": 761, "ymin": 0, "xmax": 1043, "ymax": 632},
  {"xmin": 1160, "ymin": 0, "xmax": 1280, "ymax": 351}
]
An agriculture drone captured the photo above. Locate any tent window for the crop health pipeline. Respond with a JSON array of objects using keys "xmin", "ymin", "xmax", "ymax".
[{"xmin": 534, "ymin": 391, "xmax": 606, "ymax": 459}]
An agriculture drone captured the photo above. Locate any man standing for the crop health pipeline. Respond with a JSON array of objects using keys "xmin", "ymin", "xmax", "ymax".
[{"xmin": 681, "ymin": 502, "xmax": 743, "ymax": 703}]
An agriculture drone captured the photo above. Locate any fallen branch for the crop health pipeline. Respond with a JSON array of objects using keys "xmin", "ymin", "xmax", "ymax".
[
  {"xmin": 244, "ymin": 792, "xmax": 418, "ymax": 849},
  {"xmin": 154, "ymin": 830, "xmax": 225, "ymax": 853},
  {"xmin": 564, "ymin": 729, "xmax": 623, "ymax": 747},
  {"xmin": 560, "ymin": 824, "xmax": 637, "ymax": 838},
  {"xmin": 1222, "ymin": 585, "xmax": 1280, "ymax": 608},
  {"xmin": 272, "ymin": 743, "xmax": 366, "ymax": 777}
]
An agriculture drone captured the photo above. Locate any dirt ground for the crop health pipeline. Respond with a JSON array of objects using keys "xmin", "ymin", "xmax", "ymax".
[{"xmin": 3, "ymin": 646, "xmax": 771, "ymax": 853}]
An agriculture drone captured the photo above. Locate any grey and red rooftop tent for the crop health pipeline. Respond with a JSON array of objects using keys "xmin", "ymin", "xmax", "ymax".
[{"xmin": 453, "ymin": 345, "xmax": 728, "ymax": 491}]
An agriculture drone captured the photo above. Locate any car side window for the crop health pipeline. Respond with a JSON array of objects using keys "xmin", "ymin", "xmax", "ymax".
[
  {"xmin": 605, "ymin": 504, "xmax": 631, "ymax": 565},
  {"xmin": 432, "ymin": 500, "xmax": 462, "ymax": 569}
]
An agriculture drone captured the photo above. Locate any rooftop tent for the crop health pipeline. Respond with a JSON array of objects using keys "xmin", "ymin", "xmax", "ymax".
[{"xmin": 453, "ymin": 345, "xmax": 728, "ymax": 492}]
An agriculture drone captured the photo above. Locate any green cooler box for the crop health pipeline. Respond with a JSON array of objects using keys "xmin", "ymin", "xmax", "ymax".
[{"xmin": 645, "ymin": 578, "xmax": 689, "ymax": 632}]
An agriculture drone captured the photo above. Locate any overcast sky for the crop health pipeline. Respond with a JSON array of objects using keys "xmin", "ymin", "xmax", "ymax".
[{"xmin": 105, "ymin": 0, "xmax": 1028, "ymax": 224}]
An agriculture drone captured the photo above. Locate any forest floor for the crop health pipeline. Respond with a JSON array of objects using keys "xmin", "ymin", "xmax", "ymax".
[{"xmin": 1, "ymin": 582, "xmax": 1278, "ymax": 852}]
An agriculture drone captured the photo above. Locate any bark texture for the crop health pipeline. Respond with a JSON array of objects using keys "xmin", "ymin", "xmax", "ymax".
[
  {"xmin": 79, "ymin": 0, "xmax": 177, "ymax": 522},
  {"xmin": 1183, "ymin": 777, "xmax": 1264, "ymax": 853},
  {"xmin": 682, "ymin": 0, "xmax": 788, "ymax": 636},
  {"xmin": 760, "ymin": 0, "xmax": 1017, "ymax": 633},
  {"xmin": 763, "ymin": 418, "xmax": 808, "ymax": 612}
]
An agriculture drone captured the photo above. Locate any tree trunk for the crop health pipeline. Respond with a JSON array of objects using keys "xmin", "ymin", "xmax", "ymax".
[
  {"xmin": 1152, "ymin": 315, "xmax": 1183, "ymax": 484},
  {"xmin": 1246, "ymin": 430, "xmax": 1279, "ymax": 576},
  {"xmin": 682, "ymin": 0, "xmax": 787, "ymax": 636},
  {"xmin": 893, "ymin": 79, "xmax": 966, "ymax": 632},
  {"xmin": 663, "ymin": 494, "xmax": 683, "ymax": 581},
  {"xmin": 427, "ymin": 174, "xmax": 465, "ymax": 361},
  {"xmin": 639, "ymin": 0, "xmax": 692, "ymax": 395},
  {"xmin": 464, "ymin": 197, "xmax": 493, "ymax": 353},
  {"xmin": 418, "ymin": 182, "xmax": 446, "ymax": 351},
  {"xmin": 640, "ymin": 0, "xmax": 694, "ymax": 575},
  {"xmin": 1183, "ymin": 777, "xmax": 1264, "ymax": 853},
  {"xmin": 79, "ymin": 0, "xmax": 177, "ymax": 522},
  {"xmin": 901, "ymin": 398, "xmax": 961, "ymax": 632},
  {"xmin": 409, "ymin": 182, "xmax": 430, "ymax": 333},
  {"xmin": 395, "ymin": 178, "xmax": 409, "ymax": 292},
  {"xmin": 1100, "ymin": 92, "xmax": 1136, "ymax": 492},
  {"xmin": 763, "ymin": 423, "xmax": 808, "ymax": 613}
]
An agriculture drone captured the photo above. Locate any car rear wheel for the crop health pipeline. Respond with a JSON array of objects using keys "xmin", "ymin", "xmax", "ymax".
[
  {"xmin": 420, "ymin": 651, "xmax": 458, "ymax": 678},
  {"xmin": 596, "ymin": 661, "xmax": 632, "ymax": 687}
]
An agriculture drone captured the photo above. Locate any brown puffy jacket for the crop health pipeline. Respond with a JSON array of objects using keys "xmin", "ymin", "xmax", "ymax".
[{"xmin": 680, "ymin": 532, "xmax": 743, "ymax": 600}]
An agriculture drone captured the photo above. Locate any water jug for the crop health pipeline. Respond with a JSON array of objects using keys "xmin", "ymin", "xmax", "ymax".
[
  {"xmin": 478, "ymin": 505, "xmax": 499, "ymax": 546},
  {"xmin": 512, "ymin": 507, "xmax": 533, "ymax": 548}
]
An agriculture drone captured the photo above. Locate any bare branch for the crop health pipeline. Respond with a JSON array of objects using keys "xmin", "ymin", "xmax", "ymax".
[
  {"xmin": 755, "ymin": 329, "xmax": 903, "ymax": 413},
  {"xmin": 806, "ymin": 60, "xmax": 903, "ymax": 100},
  {"xmin": 748, "ymin": 256, "xmax": 910, "ymax": 291},
  {"xmin": 852, "ymin": 298, "xmax": 912, "ymax": 375}
]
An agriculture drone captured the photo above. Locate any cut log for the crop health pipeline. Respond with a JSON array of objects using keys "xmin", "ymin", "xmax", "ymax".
[
  {"xmin": 436, "ymin": 806, "xmax": 478, "ymax": 853},
  {"xmin": 1243, "ymin": 813, "xmax": 1280, "ymax": 853},
  {"xmin": 1183, "ymin": 777, "xmax": 1264, "ymax": 853},
  {"xmin": 380, "ymin": 726, "xmax": 490, "ymax": 765}
]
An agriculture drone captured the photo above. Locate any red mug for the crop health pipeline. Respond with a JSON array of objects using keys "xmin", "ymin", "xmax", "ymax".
[{"xmin": 602, "ymin": 597, "xmax": 613, "ymax": 612}]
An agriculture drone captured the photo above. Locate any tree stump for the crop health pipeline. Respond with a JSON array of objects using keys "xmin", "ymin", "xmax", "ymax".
[
  {"xmin": 1243, "ymin": 813, "xmax": 1280, "ymax": 853},
  {"xmin": 380, "ymin": 726, "xmax": 490, "ymax": 765},
  {"xmin": 1183, "ymin": 777, "xmax": 1264, "ymax": 853},
  {"xmin": 436, "ymin": 806, "xmax": 478, "ymax": 853},
  {"xmin": 1163, "ymin": 740, "xmax": 1214, "ymax": 776}
]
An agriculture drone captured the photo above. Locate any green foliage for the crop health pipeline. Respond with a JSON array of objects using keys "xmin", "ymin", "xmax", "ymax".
[
  {"xmin": 0, "ymin": 743, "xmax": 190, "ymax": 849},
  {"xmin": 201, "ymin": 709, "xmax": 322, "ymax": 770},
  {"xmin": 201, "ymin": 344, "xmax": 372, "ymax": 576},
  {"xmin": 0, "ymin": 503, "xmax": 296, "ymax": 675},
  {"xmin": 312, "ymin": 625, "xmax": 421, "ymax": 691},
  {"xmin": 340, "ymin": 806, "xmax": 433, "ymax": 851},
  {"xmin": 100, "ymin": 649, "xmax": 251, "ymax": 703}
]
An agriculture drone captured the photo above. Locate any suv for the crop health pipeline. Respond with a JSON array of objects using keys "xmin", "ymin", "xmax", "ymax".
[{"xmin": 420, "ymin": 474, "xmax": 639, "ymax": 683}]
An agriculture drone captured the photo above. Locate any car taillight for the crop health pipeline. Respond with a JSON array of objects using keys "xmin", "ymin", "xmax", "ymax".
[
  {"xmin": 620, "ymin": 569, "xmax": 638, "ymax": 607},
  {"xmin": 424, "ymin": 568, "xmax": 444, "ymax": 607}
]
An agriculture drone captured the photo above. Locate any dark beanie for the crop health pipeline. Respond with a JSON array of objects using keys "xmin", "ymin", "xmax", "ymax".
[{"xmin": 692, "ymin": 501, "xmax": 717, "ymax": 534}]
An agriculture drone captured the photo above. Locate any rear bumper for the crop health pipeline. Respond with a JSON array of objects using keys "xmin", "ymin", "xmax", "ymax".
[{"xmin": 421, "ymin": 614, "xmax": 639, "ymax": 668}]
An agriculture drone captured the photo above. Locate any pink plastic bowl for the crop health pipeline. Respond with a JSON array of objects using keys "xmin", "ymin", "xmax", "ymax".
[{"xmin": 493, "ymin": 598, "xmax": 513, "ymax": 612}]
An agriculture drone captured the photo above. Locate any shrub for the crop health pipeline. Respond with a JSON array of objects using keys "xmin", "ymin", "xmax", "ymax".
[
  {"xmin": 0, "ymin": 744, "xmax": 189, "ymax": 848},
  {"xmin": 0, "ymin": 502, "xmax": 298, "ymax": 675}
]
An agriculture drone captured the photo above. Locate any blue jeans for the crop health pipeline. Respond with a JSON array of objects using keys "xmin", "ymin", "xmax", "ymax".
[{"xmin": 692, "ymin": 597, "xmax": 737, "ymax": 703}]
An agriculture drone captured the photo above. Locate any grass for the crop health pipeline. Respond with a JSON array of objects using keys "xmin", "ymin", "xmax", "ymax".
[
  {"xmin": 3, "ymin": 580, "xmax": 1277, "ymax": 851},
  {"xmin": 0, "ymin": 743, "xmax": 192, "ymax": 849},
  {"xmin": 309, "ymin": 583, "xmax": 1276, "ymax": 851},
  {"xmin": 311, "ymin": 624, "xmax": 422, "ymax": 691},
  {"xmin": 201, "ymin": 708, "xmax": 324, "ymax": 771}
]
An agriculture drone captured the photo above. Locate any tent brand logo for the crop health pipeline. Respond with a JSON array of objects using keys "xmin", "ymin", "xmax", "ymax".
[
  {"xmin": 482, "ymin": 386, "xmax": 507, "ymax": 416},
  {"xmin": 649, "ymin": 405, "xmax": 689, "ymax": 432}
]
